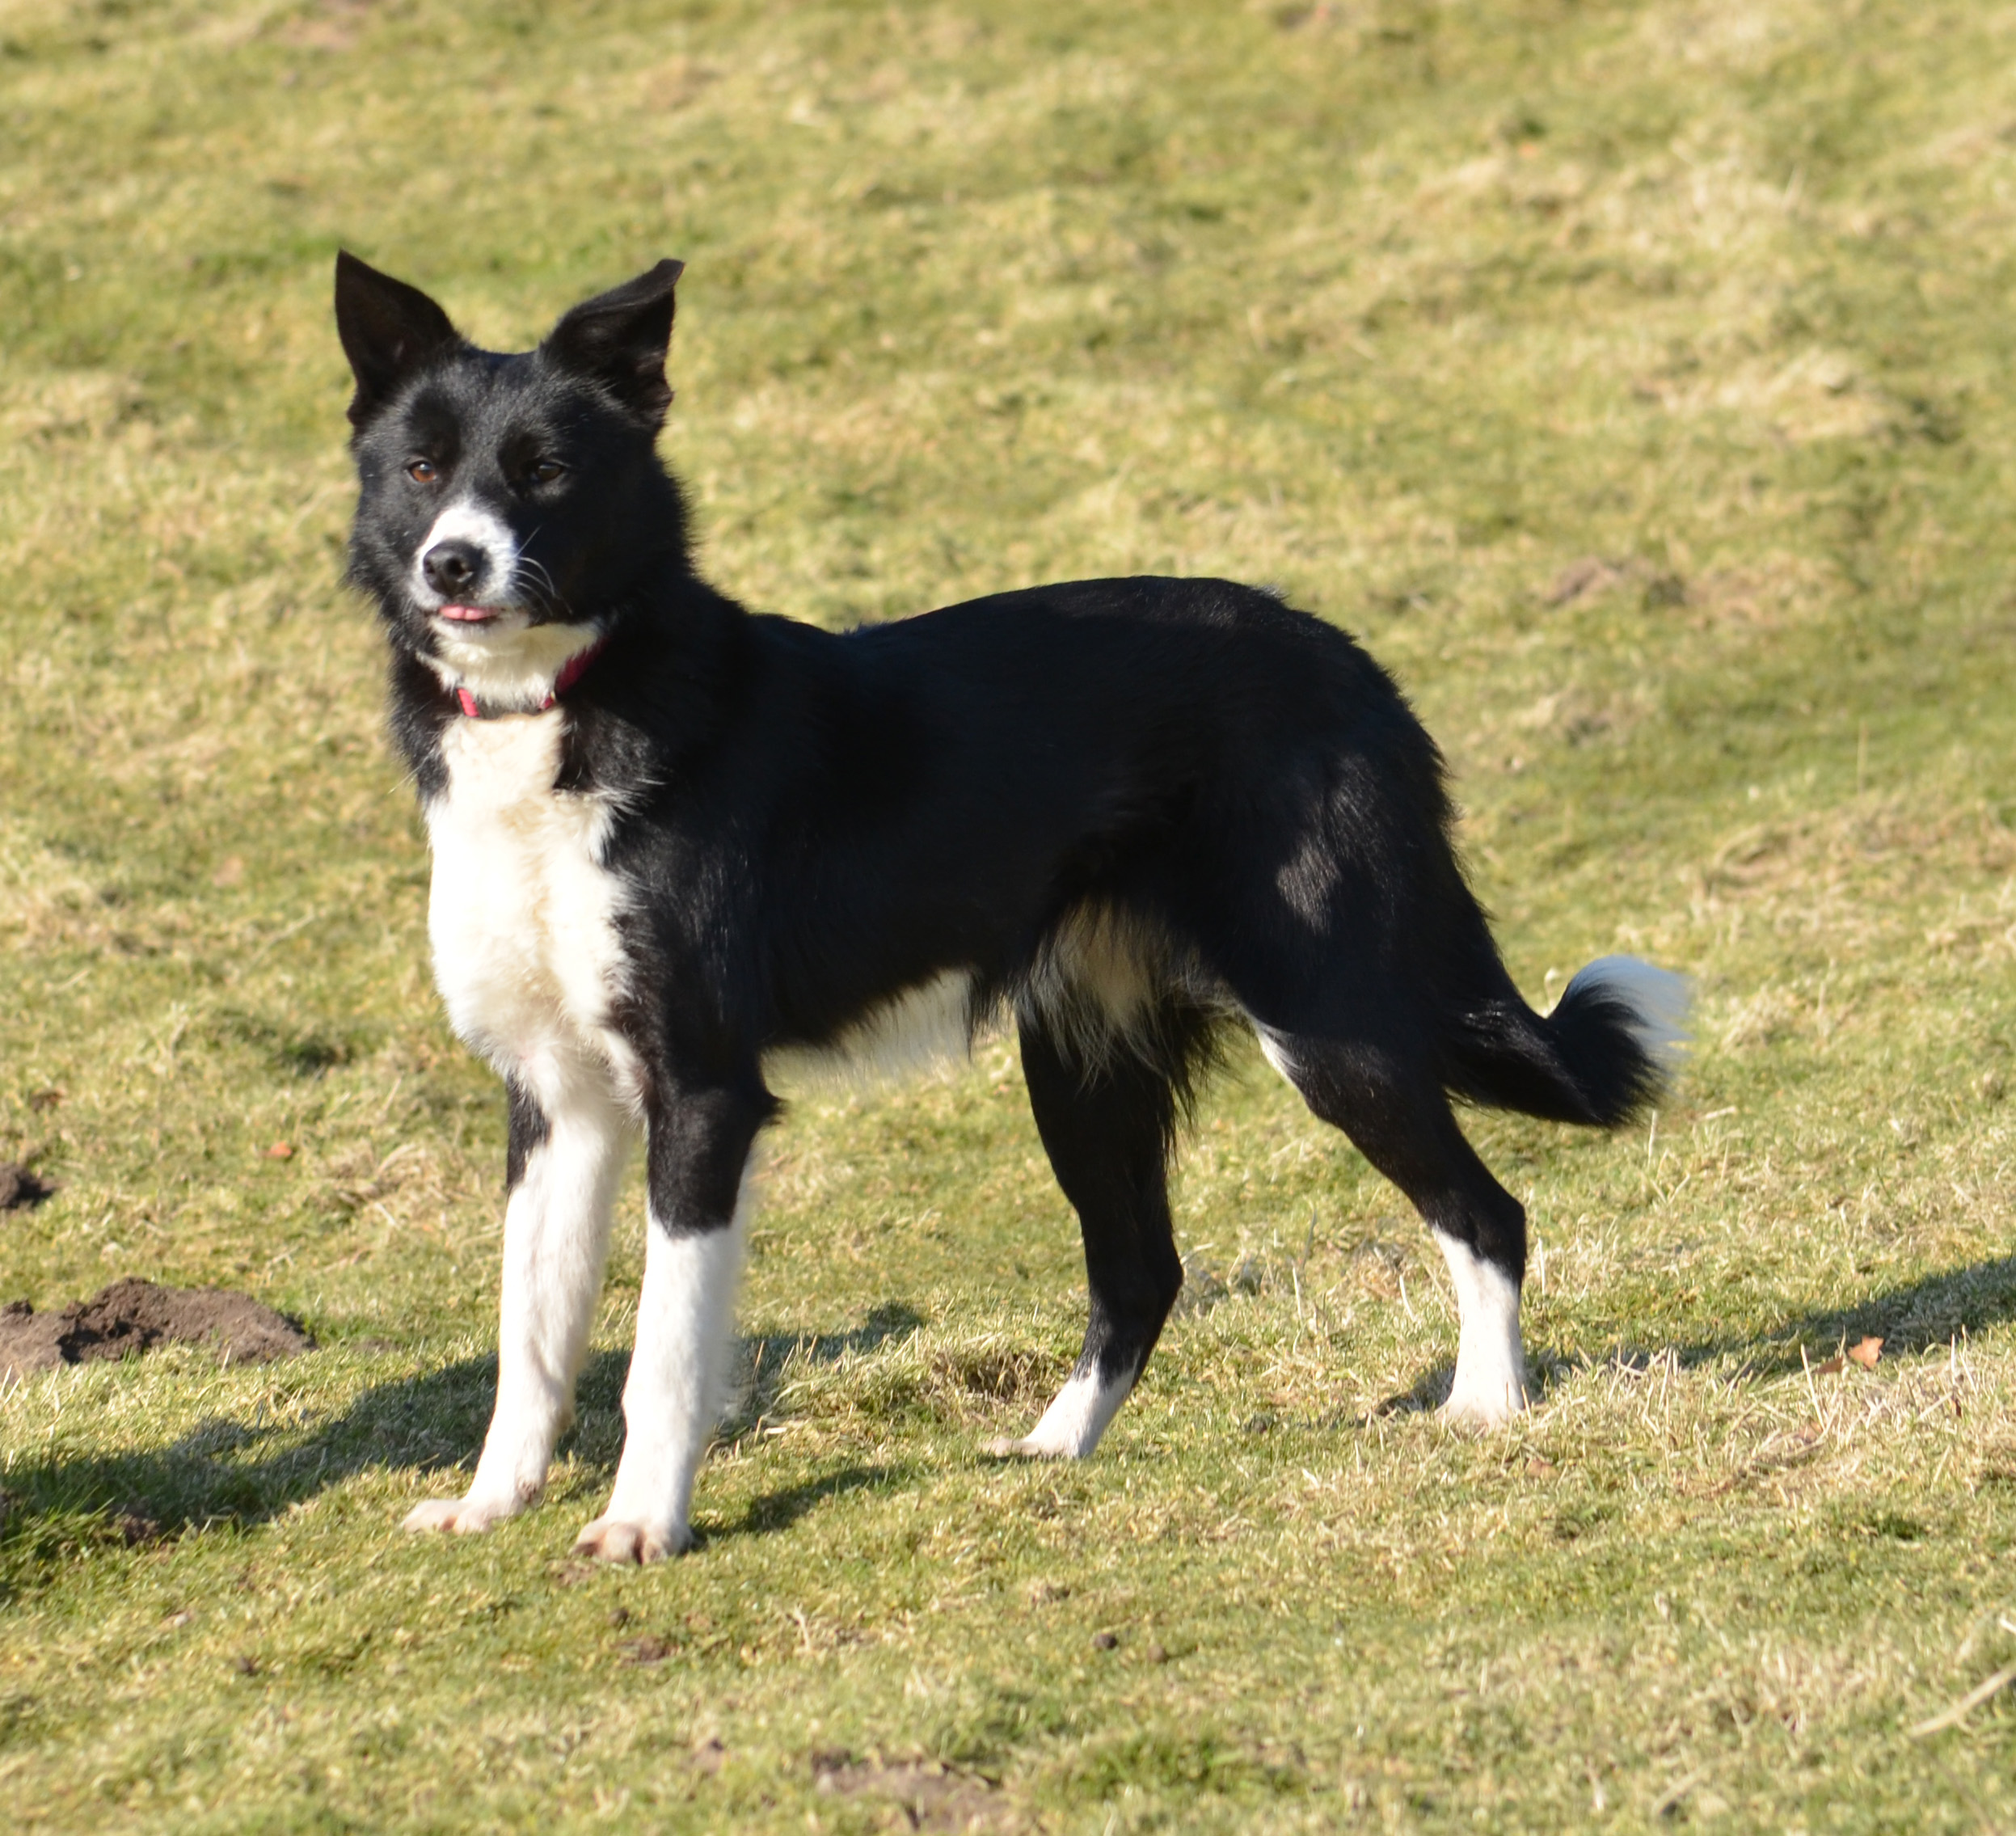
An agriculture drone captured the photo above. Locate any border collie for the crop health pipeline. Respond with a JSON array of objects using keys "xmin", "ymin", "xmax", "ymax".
[{"xmin": 334, "ymin": 253, "xmax": 1687, "ymax": 1564}]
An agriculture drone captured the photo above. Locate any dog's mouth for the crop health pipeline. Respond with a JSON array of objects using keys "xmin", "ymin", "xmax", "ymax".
[{"xmin": 436, "ymin": 603, "xmax": 503, "ymax": 625}]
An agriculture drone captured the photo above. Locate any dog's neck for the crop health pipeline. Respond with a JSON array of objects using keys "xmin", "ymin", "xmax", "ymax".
[{"xmin": 423, "ymin": 618, "xmax": 607, "ymax": 715}]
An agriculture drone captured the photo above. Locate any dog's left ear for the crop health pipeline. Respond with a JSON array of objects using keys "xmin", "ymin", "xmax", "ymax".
[{"xmin": 542, "ymin": 259, "xmax": 685, "ymax": 428}]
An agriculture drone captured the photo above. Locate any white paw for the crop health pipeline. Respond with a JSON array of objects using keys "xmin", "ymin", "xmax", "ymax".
[
  {"xmin": 572, "ymin": 1515, "xmax": 689, "ymax": 1564},
  {"xmin": 402, "ymin": 1492, "xmax": 523, "ymax": 1535},
  {"xmin": 982, "ymin": 1434, "xmax": 1067, "ymax": 1460},
  {"xmin": 984, "ymin": 1369, "xmax": 1131, "ymax": 1460},
  {"xmin": 1440, "ymin": 1377, "xmax": 1529, "ymax": 1429}
]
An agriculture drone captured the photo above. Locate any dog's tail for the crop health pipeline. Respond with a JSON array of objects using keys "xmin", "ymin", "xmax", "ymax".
[{"xmin": 1440, "ymin": 953, "xmax": 1689, "ymax": 1128}]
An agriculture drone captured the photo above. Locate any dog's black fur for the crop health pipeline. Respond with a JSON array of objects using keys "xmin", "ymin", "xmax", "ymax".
[{"xmin": 336, "ymin": 252, "xmax": 1681, "ymax": 1549}]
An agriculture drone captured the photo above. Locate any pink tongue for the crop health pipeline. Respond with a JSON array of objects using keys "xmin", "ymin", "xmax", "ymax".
[{"xmin": 439, "ymin": 604, "xmax": 494, "ymax": 623}]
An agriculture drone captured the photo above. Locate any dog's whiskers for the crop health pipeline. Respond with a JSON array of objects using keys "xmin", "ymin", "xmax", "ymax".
[{"xmin": 512, "ymin": 553, "xmax": 570, "ymax": 622}]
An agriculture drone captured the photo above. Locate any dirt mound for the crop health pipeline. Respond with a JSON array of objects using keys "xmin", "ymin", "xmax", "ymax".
[
  {"xmin": 812, "ymin": 1754, "xmax": 1006, "ymax": 1830},
  {"xmin": 0, "ymin": 1163, "xmax": 56, "ymax": 1209},
  {"xmin": 0, "ymin": 1277, "xmax": 310, "ymax": 1382}
]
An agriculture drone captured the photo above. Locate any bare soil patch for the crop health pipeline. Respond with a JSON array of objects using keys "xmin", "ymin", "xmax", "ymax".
[
  {"xmin": 812, "ymin": 1752, "xmax": 1008, "ymax": 1831},
  {"xmin": 0, "ymin": 1277, "xmax": 310, "ymax": 1381}
]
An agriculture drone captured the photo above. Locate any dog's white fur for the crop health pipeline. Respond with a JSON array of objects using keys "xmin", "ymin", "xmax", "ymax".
[
  {"xmin": 412, "ymin": 500, "xmax": 518, "ymax": 600},
  {"xmin": 415, "ymin": 500, "xmax": 601, "ymax": 708},
  {"xmin": 405, "ymin": 641, "xmax": 765, "ymax": 1552},
  {"xmin": 403, "ymin": 1087, "xmax": 631, "ymax": 1535},
  {"xmin": 1563, "ymin": 955, "xmax": 1692, "ymax": 1077},
  {"xmin": 1255, "ymin": 959, "xmax": 1687, "ymax": 1426},
  {"xmin": 405, "ymin": 696, "xmax": 653, "ymax": 1543},
  {"xmin": 759, "ymin": 910, "xmax": 1215, "ymax": 1461},
  {"xmin": 764, "ymin": 968, "xmax": 977, "ymax": 1092},
  {"xmin": 1436, "ymin": 1233, "xmax": 1529, "ymax": 1425},
  {"xmin": 762, "ymin": 905, "xmax": 1229, "ymax": 1097},
  {"xmin": 575, "ymin": 1169, "xmax": 751, "ymax": 1560},
  {"xmin": 986, "ymin": 1365, "xmax": 1138, "ymax": 1460},
  {"xmin": 423, "ymin": 711, "xmax": 642, "ymax": 1106}
]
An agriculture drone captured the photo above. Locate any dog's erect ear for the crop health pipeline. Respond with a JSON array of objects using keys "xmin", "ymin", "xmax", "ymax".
[
  {"xmin": 542, "ymin": 259, "xmax": 685, "ymax": 428},
  {"xmin": 334, "ymin": 251, "xmax": 461, "ymax": 428}
]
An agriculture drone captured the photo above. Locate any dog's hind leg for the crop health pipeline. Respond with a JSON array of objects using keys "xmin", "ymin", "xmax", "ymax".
[
  {"xmin": 405, "ymin": 1072, "xmax": 633, "ymax": 1535},
  {"xmin": 988, "ymin": 1016, "xmax": 1187, "ymax": 1459},
  {"xmin": 1260, "ymin": 1030, "xmax": 1531, "ymax": 1424}
]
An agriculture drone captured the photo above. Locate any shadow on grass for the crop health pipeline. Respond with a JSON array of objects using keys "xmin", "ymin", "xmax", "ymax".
[
  {"xmin": 1502, "ymin": 1252, "xmax": 2016, "ymax": 1405},
  {"xmin": 8, "ymin": 1259, "xmax": 2010, "ymax": 1558},
  {"xmin": 1355, "ymin": 1253, "xmax": 2016, "ymax": 1423},
  {"xmin": 1664, "ymin": 1251, "xmax": 2016, "ymax": 1377},
  {"xmin": 1, "ymin": 1349, "xmax": 537, "ymax": 1563},
  {"xmin": 0, "ymin": 1302, "xmax": 930, "ymax": 1567},
  {"xmin": 733, "ymin": 1289, "xmax": 927, "ymax": 1418},
  {"xmin": 705, "ymin": 1463, "xmax": 902, "ymax": 1544}
]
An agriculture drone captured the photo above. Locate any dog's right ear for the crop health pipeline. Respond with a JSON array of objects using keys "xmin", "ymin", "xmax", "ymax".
[{"xmin": 334, "ymin": 251, "xmax": 461, "ymax": 427}]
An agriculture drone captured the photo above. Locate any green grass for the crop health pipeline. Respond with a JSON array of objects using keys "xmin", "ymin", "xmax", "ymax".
[{"xmin": 5, "ymin": 0, "xmax": 2016, "ymax": 1826}]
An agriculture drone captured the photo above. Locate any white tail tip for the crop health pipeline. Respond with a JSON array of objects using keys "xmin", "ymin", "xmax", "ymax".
[{"xmin": 1561, "ymin": 955, "xmax": 1691, "ymax": 1082}]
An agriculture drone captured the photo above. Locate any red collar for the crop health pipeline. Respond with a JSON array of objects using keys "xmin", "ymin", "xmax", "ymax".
[{"xmin": 453, "ymin": 635, "xmax": 609, "ymax": 720}]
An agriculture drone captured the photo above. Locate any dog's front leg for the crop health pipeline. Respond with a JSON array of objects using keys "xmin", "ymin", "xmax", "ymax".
[
  {"xmin": 406, "ymin": 1078, "xmax": 631, "ymax": 1536},
  {"xmin": 575, "ymin": 1085, "xmax": 760, "ymax": 1564}
]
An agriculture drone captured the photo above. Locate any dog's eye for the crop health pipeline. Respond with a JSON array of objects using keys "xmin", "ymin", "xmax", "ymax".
[
  {"xmin": 407, "ymin": 459, "xmax": 438, "ymax": 483},
  {"xmin": 529, "ymin": 459, "xmax": 565, "ymax": 485}
]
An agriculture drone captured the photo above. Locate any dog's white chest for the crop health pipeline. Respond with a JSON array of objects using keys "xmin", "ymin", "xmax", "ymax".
[{"xmin": 425, "ymin": 715, "xmax": 635, "ymax": 1100}]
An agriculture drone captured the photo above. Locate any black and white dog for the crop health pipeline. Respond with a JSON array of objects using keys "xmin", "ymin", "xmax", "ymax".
[{"xmin": 334, "ymin": 253, "xmax": 1685, "ymax": 1563}]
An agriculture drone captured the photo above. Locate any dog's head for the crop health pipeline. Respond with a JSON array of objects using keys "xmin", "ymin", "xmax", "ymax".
[{"xmin": 335, "ymin": 253, "xmax": 688, "ymax": 702}]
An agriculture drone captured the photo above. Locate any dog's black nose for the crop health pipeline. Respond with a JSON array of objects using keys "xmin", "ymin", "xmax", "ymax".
[{"xmin": 423, "ymin": 538, "xmax": 485, "ymax": 597}]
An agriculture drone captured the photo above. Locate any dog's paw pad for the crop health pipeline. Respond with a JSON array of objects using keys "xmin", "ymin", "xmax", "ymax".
[
  {"xmin": 403, "ymin": 1496, "xmax": 512, "ymax": 1535},
  {"xmin": 573, "ymin": 1517, "xmax": 681, "ymax": 1564}
]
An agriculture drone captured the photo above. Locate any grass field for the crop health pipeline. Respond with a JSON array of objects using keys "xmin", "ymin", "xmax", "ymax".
[{"xmin": 5, "ymin": 0, "xmax": 2016, "ymax": 1827}]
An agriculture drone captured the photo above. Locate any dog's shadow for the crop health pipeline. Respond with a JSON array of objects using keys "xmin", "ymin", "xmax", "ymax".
[
  {"xmin": 8, "ymin": 1261, "xmax": 2014, "ymax": 1565},
  {"xmin": 1569, "ymin": 1251, "xmax": 2016, "ymax": 1386},
  {"xmin": 1674, "ymin": 1251, "xmax": 2016, "ymax": 1373},
  {"xmin": 1365, "ymin": 1251, "xmax": 2016, "ymax": 1420},
  {"xmin": 0, "ymin": 1305, "xmax": 926, "ymax": 1573}
]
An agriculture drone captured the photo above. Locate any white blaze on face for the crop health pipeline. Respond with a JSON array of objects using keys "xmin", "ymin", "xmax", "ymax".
[
  {"xmin": 413, "ymin": 499, "xmax": 600, "ymax": 707},
  {"xmin": 414, "ymin": 500, "xmax": 521, "ymax": 606}
]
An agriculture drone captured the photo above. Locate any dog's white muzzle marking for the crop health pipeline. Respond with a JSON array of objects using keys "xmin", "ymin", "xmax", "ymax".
[
  {"xmin": 414, "ymin": 500, "xmax": 521, "ymax": 607},
  {"xmin": 411, "ymin": 500, "xmax": 601, "ymax": 711}
]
